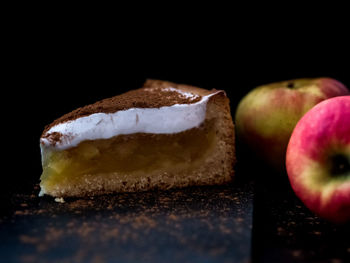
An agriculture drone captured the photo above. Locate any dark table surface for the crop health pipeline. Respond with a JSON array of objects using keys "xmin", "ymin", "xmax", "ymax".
[
  {"xmin": 0, "ymin": 173, "xmax": 349, "ymax": 263},
  {"xmin": 253, "ymin": 176, "xmax": 350, "ymax": 263},
  {"xmin": 0, "ymin": 181, "xmax": 254, "ymax": 263}
]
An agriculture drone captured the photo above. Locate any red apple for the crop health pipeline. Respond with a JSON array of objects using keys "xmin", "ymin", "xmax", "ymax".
[
  {"xmin": 286, "ymin": 96, "xmax": 350, "ymax": 223},
  {"xmin": 235, "ymin": 78, "xmax": 349, "ymax": 171}
]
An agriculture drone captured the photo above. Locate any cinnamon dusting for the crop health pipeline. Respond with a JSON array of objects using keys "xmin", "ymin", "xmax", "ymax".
[{"xmin": 41, "ymin": 79, "xmax": 219, "ymax": 142}]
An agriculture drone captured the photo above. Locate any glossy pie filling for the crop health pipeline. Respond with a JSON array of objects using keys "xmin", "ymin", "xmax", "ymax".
[{"xmin": 40, "ymin": 120, "xmax": 216, "ymax": 189}]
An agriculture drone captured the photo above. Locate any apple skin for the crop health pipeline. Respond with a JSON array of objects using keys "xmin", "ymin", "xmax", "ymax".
[
  {"xmin": 235, "ymin": 78, "xmax": 349, "ymax": 171},
  {"xmin": 286, "ymin": 96, "xmax": 350, "ymax": 223}
]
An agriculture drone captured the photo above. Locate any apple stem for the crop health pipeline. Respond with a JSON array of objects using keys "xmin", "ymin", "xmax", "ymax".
[
  {"xmin": 286, "ymin": 82, "xmax": 295, "ymax": 89},
  {"xmin": 330, "ymin": 154, "xmax": 350, "ymax": 176}
]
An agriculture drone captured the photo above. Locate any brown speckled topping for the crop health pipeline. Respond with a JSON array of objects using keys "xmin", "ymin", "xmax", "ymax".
[{"xmin": 41, "ymin": 79, "xmax": 219, "ymax": 138}]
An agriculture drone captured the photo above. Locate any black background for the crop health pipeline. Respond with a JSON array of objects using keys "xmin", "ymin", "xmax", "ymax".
[
  {"xmin": 8, "ymin": 26, "xmax": 349, "ymax": 188},
  {"xmin": 4, "ymin": 5, "xmax": 350, "ymax": 183},
  {"xmin": 3, "ymin": 14, "xmax": 350, "ymax": 262}
]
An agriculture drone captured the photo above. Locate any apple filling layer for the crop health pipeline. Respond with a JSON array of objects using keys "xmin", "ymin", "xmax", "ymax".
[{"xmin": 40, "ymin": 120, "xmax": 217, "ymax": 195}]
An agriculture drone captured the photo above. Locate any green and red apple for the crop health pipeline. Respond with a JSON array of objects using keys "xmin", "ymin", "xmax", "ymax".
[
  {"xmin": 286, "ymin": 96, "xmax": 350, "ymax": 223},
  {"xmin": 235, "ymin": 78, "xmax": 349, "ymax": 171}
]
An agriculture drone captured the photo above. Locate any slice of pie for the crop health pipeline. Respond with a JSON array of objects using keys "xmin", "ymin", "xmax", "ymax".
[{"xmin": 39, "ymin": 79, "xmax": 236, "ymax": 197}]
